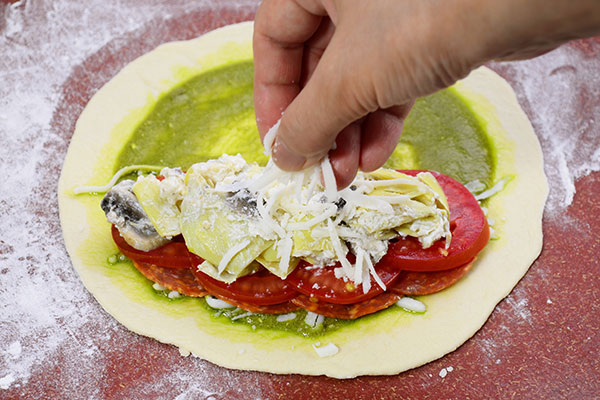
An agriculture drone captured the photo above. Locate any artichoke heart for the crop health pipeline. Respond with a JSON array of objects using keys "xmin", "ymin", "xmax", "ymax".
[
  {"xmin": 180, "ymin": 162, "xmax": 273, "ymax": 282},
  {"xmin": 255, "ymin": 245, "xmax": 299, "ymax": 279},
  {"xmin": 132, "ymin": 169, "xmax": 184, "ymax": 238},
  {"xmin": 104, "ymin": 154, "xmax": 452, "ymax": 286}
]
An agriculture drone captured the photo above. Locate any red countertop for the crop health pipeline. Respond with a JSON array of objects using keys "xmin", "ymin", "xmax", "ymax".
[{"xmin": 1, "ymin": 1, "xmax": 598, "ymax": 399}]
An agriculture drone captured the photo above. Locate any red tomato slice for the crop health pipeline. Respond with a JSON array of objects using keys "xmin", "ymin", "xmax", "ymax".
[
  {"xmin": 111, "ymin": 225, "xmax": 192, "ymax": 269},
  {"xmin": 380, "ymin": 170, "xmax": 489, "ymax": 272},
  {"xmin": 285, "ymin": 258, "xmax": 402, "ymax": 305},
  {"xmin": 191, "ymin": 267, "xmax": 299, "ymax": 306}
]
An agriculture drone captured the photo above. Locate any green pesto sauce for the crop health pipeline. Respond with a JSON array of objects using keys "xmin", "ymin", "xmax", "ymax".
[
  {"xmin": 116, "ymin": 61, "xmax": 493, "ymax": 186},
  {"xmin": 116, "ymin": 60, "xmax": 268, "ymax": 170},
  {"xmin": 195, "ymin": 294, "xmax": 404, "ymax": 338},
  {"xmin": 391, "ymin": 89, "xmax": 493, "ymax": 185},
  {"xmin": 111, "ymin": 60, "xmax": 493, "ymax": 337}
]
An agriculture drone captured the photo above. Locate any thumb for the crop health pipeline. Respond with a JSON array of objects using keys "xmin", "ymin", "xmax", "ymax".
[{"xmin": 271, "ymin": 37, "xmax": 371, "ymax": 171}]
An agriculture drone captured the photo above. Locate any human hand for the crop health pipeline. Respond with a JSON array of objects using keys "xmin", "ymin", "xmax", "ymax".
[
  {"xmin": 253, "ymin": 0, "xmax": 482, "ymax": 188},
  {"xmin": 253, "ymin": 0, "xmax": 600, "ymax": 188}
]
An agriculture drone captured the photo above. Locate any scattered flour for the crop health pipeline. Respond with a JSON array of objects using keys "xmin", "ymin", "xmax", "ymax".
[
  {"xmin": 490, "ymin": 40, "xmax": 600, "ymax": 219},
  {"xmin": 503, "ymin": 285, "xmax": 533, "ymax": 324},
  {"xmin": 0, "ymin": 374, "xmax": 16, "ymax": 390},
  {"xmin": 6, "ymin": 341, "xmax": 22, "ymax": 359},
  {"xmin": 0, "ymin": 0, "xmax": 261, "ymax": 397}
]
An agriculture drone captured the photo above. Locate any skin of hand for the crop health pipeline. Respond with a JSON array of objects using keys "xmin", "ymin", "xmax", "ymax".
[{"xmin": 253, "ymin": 0, "xmax": 600, "ymax": 188}]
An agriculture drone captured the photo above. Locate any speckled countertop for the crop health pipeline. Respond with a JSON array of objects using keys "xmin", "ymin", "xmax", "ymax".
[{"xmin": 0, "ymin": 1, "xmax": 598, "ymax": 399}]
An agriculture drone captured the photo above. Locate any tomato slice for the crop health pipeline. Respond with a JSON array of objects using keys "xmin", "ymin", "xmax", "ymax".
[
  {"xmin": 285, "ymin": 258, "xmax": 402, "ymax": 305},
  {"xmin": 380, "ymin": 170, "xmax": 489, "ymax": 272},
  {"xmin": 192, "ymin": 267, "xmax": 299, "ymax": 306},
  {"xmin": 291, "ymin": 292, "xmax": 400, "ymax": 319},
  {"xmin": 111, "ymin": 225, "xmax": 193, "ymax": 268}
]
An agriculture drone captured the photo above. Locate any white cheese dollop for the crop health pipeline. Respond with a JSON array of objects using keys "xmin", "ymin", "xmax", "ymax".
[
  {"xmin": 396, "ymin": 297, "xmax": 426, "ymax": 313},
  {"xmin": 312, "ymin": 342, "xmax": 339, "ymax": 358},
  {"xmin": 276, "ymin": 312, "xmax": 297, "ymax": 322},
  {"xmin": 205, "ymin": 295, "xmax": 235, "ymax": 309}
]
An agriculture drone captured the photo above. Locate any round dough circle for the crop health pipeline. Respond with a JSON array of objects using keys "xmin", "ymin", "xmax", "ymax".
[{"xmin": 58, "ymin": 21, "xmax": 547, "ymax": 378}]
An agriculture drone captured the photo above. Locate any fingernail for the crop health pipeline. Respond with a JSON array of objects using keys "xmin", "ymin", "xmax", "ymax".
[{"xmin": 272, "ymin": 137, "xmax": 307, "ymax": 170}]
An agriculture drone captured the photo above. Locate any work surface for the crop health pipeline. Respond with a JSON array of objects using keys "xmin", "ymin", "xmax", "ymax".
[{"xmin": 1, "ymin": 1, "xmax": 598, "ymax": 399}]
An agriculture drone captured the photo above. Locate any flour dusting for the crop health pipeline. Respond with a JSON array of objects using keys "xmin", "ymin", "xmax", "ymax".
[
  {"xmin": 0, "ymin": 0, "xmax": 259, "ymax": 397},
  {"xmin": 491, "ymin": 41, "xmax": 600, "ymax": 218}
]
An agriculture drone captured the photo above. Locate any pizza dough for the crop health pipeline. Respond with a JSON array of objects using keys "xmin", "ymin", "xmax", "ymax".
[{"xmin": 58, "ymin": 22, "xmax": 548, "ymax": 378}]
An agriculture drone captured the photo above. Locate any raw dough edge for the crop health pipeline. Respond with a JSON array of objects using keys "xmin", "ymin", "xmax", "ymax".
[{"xmin": 58, "ymin": 21, "xmax": 548, "ymax": 378}]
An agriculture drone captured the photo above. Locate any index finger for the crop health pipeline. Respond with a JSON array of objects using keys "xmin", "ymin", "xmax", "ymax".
[{"xmin": 253, "ymin": 0, "xmax": 325, "ymax": 137}]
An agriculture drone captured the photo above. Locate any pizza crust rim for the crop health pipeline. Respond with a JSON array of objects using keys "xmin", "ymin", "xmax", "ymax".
[{"xmin": 58, "ymin": 21, "xmax": 548, "ymax": 378}]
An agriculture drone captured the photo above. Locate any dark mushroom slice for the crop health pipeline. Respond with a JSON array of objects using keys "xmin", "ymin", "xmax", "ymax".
[{"xmin": 101, "ymin": 179, "xmax": 169, "ymax": 251}]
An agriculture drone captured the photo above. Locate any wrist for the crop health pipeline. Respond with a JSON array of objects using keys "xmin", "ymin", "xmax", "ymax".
[{"xmin": 469, "ymin": 0, "xmax": 600, "ymax": 62}]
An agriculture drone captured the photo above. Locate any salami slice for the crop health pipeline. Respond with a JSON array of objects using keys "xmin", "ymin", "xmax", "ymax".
[
  {"xmin": 390, "ymin": 258, "xmax": 475, "ymax": 296},
  {"xmin": 133, "ymin": 261, "xmax": 208, "ymax": 297},
  {"xmin": 209, "ymin": 294, "xmax": 300, "ymax": 314},
  {"xmin": 291, "ymin": 292, "xmax": 400, "ymax": 320}
]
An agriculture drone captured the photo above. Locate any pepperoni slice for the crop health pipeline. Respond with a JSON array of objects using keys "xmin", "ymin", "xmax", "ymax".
[
  {"xmin": 133, "ymin": 261, "xmax": 208, "ymax": 297},
  {"xmin": 390, "ymin": 258, "xmax": 475, "ymax": 296},
  {"xmin": 208, "ymin": 294, "xmax": 299, "ymax": 314},
  {"xmin": 291, "ymin": 292, "xmax": 401, "ymax": 320}
]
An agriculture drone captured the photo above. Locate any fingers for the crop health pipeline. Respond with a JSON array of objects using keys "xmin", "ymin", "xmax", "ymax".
[
  {"xmin": 253, "ymin": 0, "xmax": 324, "ymax": 136},
  {"xmin": 300, "ymin": 17, "xmax": 335, "ymax": 87},
  {"xmin": 359, "ymin": 102, "xmax": 414, "ymax": 172},
  {"xmin": 329, "ymin": 122, "xmax": 361, "ymax": 189},
  {"xmin": 255, "ymin": 0, "xmax": 421, "ymax": 184},
  {"xmin": 271, "ymin": 30, "xmax": 372, "ymax": 171}
]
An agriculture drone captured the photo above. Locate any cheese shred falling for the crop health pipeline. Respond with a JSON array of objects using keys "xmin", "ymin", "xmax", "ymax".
[{"xmin": 186, "ymin": 150, "xmax": 451, "ymax": 290}]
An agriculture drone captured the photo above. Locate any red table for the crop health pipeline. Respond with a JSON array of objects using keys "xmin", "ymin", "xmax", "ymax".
[{"xmin": 1, "ymin": 1, "xmax": 598, "ymax": 398}]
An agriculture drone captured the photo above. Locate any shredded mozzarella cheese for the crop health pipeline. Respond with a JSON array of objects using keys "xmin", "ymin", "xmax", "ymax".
[
  {"xmin": 396, "ymin": 297, "xmax": 426, "ymax": 313},
  {"xmin": 276, "ymin": 312, "xmax": 297, "ymax": 322},
  {"xmin": 218, "ymin": 239, "xmax": 251, "ymax": 274},
  {"xmin": 365, "ymin": 255, "xmax": 386, "ymax": 291},
  {"xmin": 354, "ymin": 247, "xmax": 365, "ymax": 286},
  {"xmin": 321, "ymin": 155, "xmax": 337, "ymax": 202},
  {"xmin": 304, "ymin": 311, "xmax": 324, "ymax": 328},
  {"xmin": 231, "ymin": 311, "xmax": 255, "ymax": 320},
  {"xmin": 277, "ymin": 235, "xmax": 293, "ymax": 274},
  {"xmin": 312, "ymin": 342, "xmax": 339, "ymax": 357},
  {"xmin": 475, "ymin": 177, "xmax": 511, "ymax": 200},
  {"xmin": 206, "ymin": 296, "xmax": 235, "ymax": 309},
  {"xmin": 74, "ymin": 164, "xmax": 162, "ymax": 194},
  {"xmin": 178, "ymin": 152, "xmax": 451, "ymax": 291},
  {"xmin": 327, "ymin": 219, "xmax": 353, "ymax": 278},
  {"xmin": 286, "ymin": 204, "xmax": 337, "ymax": 231},
  {"xmin": 262, "ymin": 119, "xmax": 280, "ymax": 155}
]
